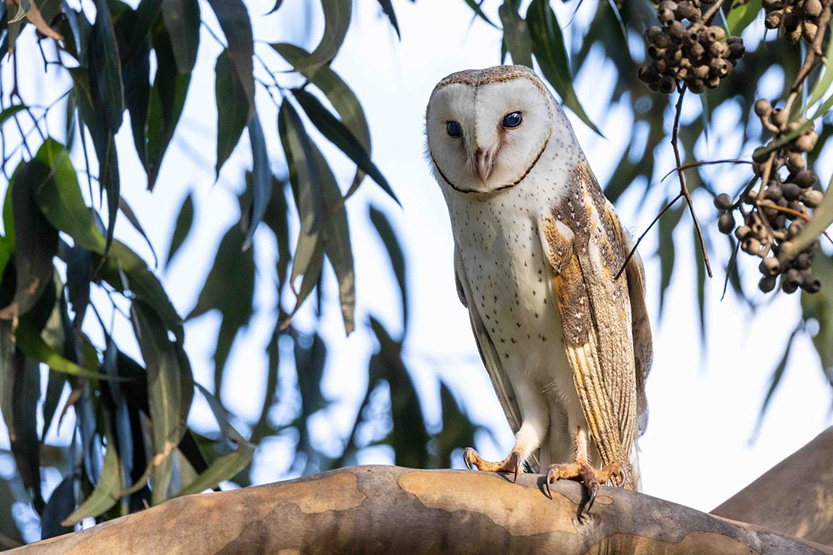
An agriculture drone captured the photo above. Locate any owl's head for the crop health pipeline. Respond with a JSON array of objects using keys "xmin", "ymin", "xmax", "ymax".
[{"xmin": 426, "ymin": 65, "xmax": 556, "ymax": 194}]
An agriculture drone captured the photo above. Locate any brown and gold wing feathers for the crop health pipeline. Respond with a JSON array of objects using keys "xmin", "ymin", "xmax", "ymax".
[{"xmin": 539, "ymin": 162, "xmax": 652, "ymax": 489}]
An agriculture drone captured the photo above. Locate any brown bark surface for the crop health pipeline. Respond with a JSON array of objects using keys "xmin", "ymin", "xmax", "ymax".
[
  {"xmin": 14, "ymin": 465, "xmax": 833, "ymax": 554},
  {"xmin": 713, "ymin": 426, "xmax": 833, "ymax": 548}
]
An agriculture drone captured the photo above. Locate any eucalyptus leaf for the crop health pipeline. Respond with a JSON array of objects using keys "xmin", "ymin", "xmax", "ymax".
[{"xmin": 62, "ymin": 444, "xmax": 123, "ymax": 525}]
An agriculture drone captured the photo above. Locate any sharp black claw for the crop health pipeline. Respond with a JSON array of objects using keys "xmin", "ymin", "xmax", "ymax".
[
  {"xmin": 586, "ymin": 484, "xmax": 598, "ymax": 513},
  {"xmin": 544, "ymin": 478, "xmax": 551, "ymax": 499},
  {"xmin": 511, "ymin": 451, "xmax": 520, "ymax": 483}
]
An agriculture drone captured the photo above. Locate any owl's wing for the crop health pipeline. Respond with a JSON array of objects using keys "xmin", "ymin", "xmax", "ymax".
[
  {"xmin": 538, "ymin": 162, "xmax": 643, "ymax": 488},
  {"xmin": 603, "ymin": 199, "xmax": 653, "ymax": 437},
  {"xmin": 454, "ymin": 244, "xmax": 540, "ymax": 472}
]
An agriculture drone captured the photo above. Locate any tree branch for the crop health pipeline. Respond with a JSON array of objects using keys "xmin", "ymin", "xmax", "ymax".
[
  {"xmin": 712, "ymin": 426, "xmax": 833, "ymax": 548},
  {"xmin": 16, "ymin": 464, "xmax": 833, "ymax": 554}
]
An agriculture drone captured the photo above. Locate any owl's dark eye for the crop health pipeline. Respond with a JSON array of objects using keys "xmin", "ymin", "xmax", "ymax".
[
  {"xmin": 502, "ymin": 111, "xmax": 523, "ymax": 129},
  {"xmin": 446, "ymin": 121, "xmax": 463, "ymax": 138}
]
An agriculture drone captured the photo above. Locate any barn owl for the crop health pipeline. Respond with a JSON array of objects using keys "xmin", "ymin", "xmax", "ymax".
[{"xmin": 425, "ymin": 65, "xmax": 652, "ymax": 509}]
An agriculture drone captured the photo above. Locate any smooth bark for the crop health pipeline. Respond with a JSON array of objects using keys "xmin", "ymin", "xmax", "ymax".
[
  {"xmin": 14, "ymin": 465, "xmax": 833, "ymax": 554},
  {"xmin": 713, "ymin": 426, "xmax": 833, "ymax": 548}
]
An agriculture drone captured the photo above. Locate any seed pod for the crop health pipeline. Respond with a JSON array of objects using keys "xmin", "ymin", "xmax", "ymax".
[
  {"xmin": 796, "ymin": 252, "xmax": 811, "ymax": 270},
  {"xmin": 689, "ymin": 42, "xmax": 706, "ymax": 61},
  {"xmin": 788, "ymin": 221, "xmax": 804, "ymax": 238},
  {"xmin": 647, "ymin": 26, "xmax": 669, "ymax": 46},
  {"xmin": 658, "ymin": 8, "xmax": 676, "ymax": 24},
  {"xmin": 658, "ymin": 0, "xmax": 678, "ymax": 11},
  {"xmin": 794, "ymin": 170, "xmax": 818, "ymax": 188},
  {"xmin": 693, "ymin": 65, "xmax": 710, "ymax": 79},
  {"xmin": 742, "ymin": 237, "xmax": 762, "ymax": 255},
  {"xmin": 762, "ymin": 0, "xmax": 785, "ymax": 9},
  {"xmin": 803, "ymin": 0, "xmax": 822, "ymax": 17},
  {"xmin": 659, "ymin": 76, "xmax": 677, "ymax": 93},
  {"xmin": 648, "ymin": 45, "xmax": 666, "ymax": 59},
  {"xmin": 687, "ymin": 79, "xmax": 706, "ymax": 94},
  {"xmin": 771, "ymin": 108, "xmax": 788, "ymax": 128},
  {"xmin": 794, "ymin": 133, "xmax": 817, "ymax": 152},
  {"xmin": 786, "ymin": 23, "xmax": 804, "ymax": 43},
  {"xmin": 754, "ymin": 99, "xmax": 772, "ymax": 118},
  {"xmin": 786, "ymin": 151, "xmax": 806, "ymax": 172},
  {"xmin": 735, "ymin": 225, "xmax": 752, "ymax": 240},
  {"xmin": 714, "ymin": 193, "xmax": 733, "ymax": 210},
  {"xmin": 782, "ymin": 182, "xmax": 802, "ymax": 201},
  {"xmin": 728, "ymin": 40, "xmax": 745, "ymax": 60},
  {"xmin": 765, "ymin": 10, "xmax": 783, "ymax": 28},
  {"xmin": 706, "ymin": 75, "xmax": 721, "ymax": 89},
  {"xmin": 706, "ymin": 25, "xmax": 726, "ymax": 42},
  {"xmin": 718, "ymin": 212, "xmax": 735, "ymax": 234},
  {"xmin": 782, "ymin": 278, "xmax": 799, "ymax": 294},
  {"xmin": 800, "ymin": 189, "xmax": 823, "ymax": 208},
  {"xmin": 759, "ymin": 275, "xmax": 778, "ymax": 293},
  {"xmin": 709, "ymin": 41, "xmax": 729, "ymax": 59},
  {"xmin": 667, "ymin": 20, "xmax": 686, "ymax": 39},
  {"xmin": 802, "ymin": 274, "xmax": 822, "ymax": 294},
  {"xmin": 759, "ymin": 256, "xmax": 782, "ymax": 276},
  {"xmin": 803, "ymin": 22, "xmax": 818, "ymax": 43},
  {"xmin": 765, "ymin": 184, "xmax": 783, "ymax": 201},
  {"xmin": 676, "ymin": 1, "xmax": 700, "ymax": 20}
]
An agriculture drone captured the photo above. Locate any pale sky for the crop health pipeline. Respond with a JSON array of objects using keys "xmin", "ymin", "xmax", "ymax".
[{"xmin": 1, "ymin": 0, "xmax": 832, "ymax": 538}]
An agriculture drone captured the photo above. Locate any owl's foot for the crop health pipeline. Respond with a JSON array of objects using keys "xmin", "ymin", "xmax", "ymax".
[
  {"xmin": 544, "ymin": 460, "xmax": 622, "ymax": 514},
  {"xmin": 463, "ymin": 447, "xmax": 523, "ymax": 482}
]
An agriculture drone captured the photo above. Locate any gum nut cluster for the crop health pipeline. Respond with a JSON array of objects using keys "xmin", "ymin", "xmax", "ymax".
[
  {"xmin": 638, "ymin": 0, "xmax": 745, "ymax": 94},
  {"xmin": 763, "ymin": 0, "xmax": 824, "ymax": 43},
  {"xmin": 714, "ymin": 99, "xmax": 824, "ymax": 294}
]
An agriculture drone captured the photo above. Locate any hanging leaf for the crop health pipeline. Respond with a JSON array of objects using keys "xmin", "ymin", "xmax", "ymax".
[
  {"xmin": 15, "ymin": 315, "xmax": 109, "ymax": 379},
  {"xmin": 292, "ymin": 88, "xmax": 400, "ymax": 205},
  {"xmin": 726, "ymin": 0, "xmax": 762, "ymax": 36},
  {"xmin": 131, "ymin": 300, "xmax": 194, "ymax": 505},
  {"xmin": 462, "ymin": 0, "xmax": 498, "ymax": 28},
  {"xmin": 161, "ymin": 0, "xmax": 201, "ymax": 74},
  {"xmin": 526, "ymin": 0, "xmax": 601, "ymax": 135},
  {"xmin": 376, "ymin": 0, "xmax": 400, "ymax": 39},
  {"xmin": 805, "ymin": 33, "xmax": 833, "ymax": 114},
  {"xmin": 243, "ymin": 115, "xmax": 272, "ymax": 250},
  {"xmin": 145, "ymin": 21, "xmax": 192, "ymax": 190},
  {"xmin": 657, "ymin": 202, "xmax": 684, "ymax": 315},
  {"xmin": 119, "ymin": 196, "xmax": 158, "ymax": 267},
  {"xmin": 278, "ymin": 99, "xmax": 323, "ymax": 235},
  {"xmin": 62, "ymin": 444, "xmax": 124, "ymax": 526},
  {"xmin": 41, "ymin": 477, "xmax": 75, "ymax": 539},
  {"xmin": 751, "ymin": 326, "xmax": 801, "ymax": 440},
  {"xmin": 214, "ymin": 49, "xmax": 250, "ymax": 177},
  {"xmin": 802, "ymin": 255, "xmax": 833, "ymax": 386},
  {"xmin": 266, "ymin": 0, "xmax": 284, "ymax": 14},
  {"xmin": 90, "ymin": 0, "xmax": 125, "ymax": 134},
  {"xmin": 312, "ymin": 146, "xmax": 355, "ymax": 334},
  {"xmin": 120, "ymin": 9, "xmax": 151, "ymax": 169},
  {"xmin": 1, "ymin": 159, "xmax": 59, "ymax": 319},
  {"xmin": 285, "ymin": 0, "xmax": 351, "ymax": 70},
  {"xmin": 187, "ymin": 225, "xmax": 255, "ymax": 397},
  {"xmin": 499, "ymin": 1, "xmax": 533, "ymax": 68},
  {"xmin": 166, "ymin": 193, "xmax": 194, "ymax": 266},
  {"xmin": 205, "ymin": 0, "xmax": 254, "ymax": 113},
  {"xmin": 0, "ymin": 104, "xmax": 27, "ymax": 127},
  {"xmin": 122, "ymin": 0, "xmax": 163, "ymax": 63},
  {"xmin": 370, "ymin": 206, "xmax": 408, "ymax": 335}
]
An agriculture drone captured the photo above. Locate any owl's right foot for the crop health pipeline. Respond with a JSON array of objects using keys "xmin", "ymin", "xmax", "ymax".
[{"xmin": 463, "ymin": 447, "xmax": 522, "ymax": 482}]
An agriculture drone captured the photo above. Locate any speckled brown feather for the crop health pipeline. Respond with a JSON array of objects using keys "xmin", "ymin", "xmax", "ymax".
[{"xmin": 540, "ymin": 162, "xmax": 643, "ymax": 489}]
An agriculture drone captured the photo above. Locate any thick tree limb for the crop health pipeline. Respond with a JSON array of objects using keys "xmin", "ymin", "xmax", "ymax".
[
  {"xmin": 14, "ymin": 465, "xmax": 832, "ymax": 554},
  {"xmin": 713, "ymin": 426, "xmax": 833, "ymax": 548}
]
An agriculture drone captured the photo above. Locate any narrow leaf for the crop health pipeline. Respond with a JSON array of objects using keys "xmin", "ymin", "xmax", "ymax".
[
  {"xmin": 90, "ymin": 0, "xmax": 125, "ymax": 134},
  {"xmin": 205, "ymin": 0, "xmax": 254, "ymax": 112},
  {"xmin": 161, "ymin": 0, "xmax": 201, "ymax": 74},
  {"xmin": 376, "ymin": 0, "xmax": 400, "ymax": 38},
  {"xmin": 499, "ymin": 2, "xmax": 533, "ymax": 68},
  {"xmin": 526, "ymin": 0, "xmax": 601, "ymax": 135},
  {"xmin": 167, "ymin": 193, "xmax": 194, "ymax": 266},
  {"xmin": 62, "ymin": 444, "xmax": 123, "ymax": 525},
  {"xmin": 214, "ymin": 49, "xmax": 249, "ymax": 177},
  {"xmin": 278, "ymin": 99, "xmax": 323, "ymax": 234},
  {"xmin": 292, "ymin": 88, "xmax": 400, "ymax": 204},
  {"xmin": 463, "ymin": 0, "xmax": 498, "ymax": 28},
  {"xmin": 370, "ymin": 206, "xmax": 408, "ymax": 334},
  {"xmin": 291, "ymin": 0, "xmax": 351, "ymax": 70},
  {"xmin": 243, "ymin": 115, "xmax": 272, "ymax": 250},
  {"xmin": 726, "ymin": 0, "xmax": 762, "ymax": 35},
  {"xmin": 42, "ymin": 477, "xmax": 75, "ymax": 539},
  {"xmin": 0, "ymin": 104, "xmax": 27, "ymax": 127}
]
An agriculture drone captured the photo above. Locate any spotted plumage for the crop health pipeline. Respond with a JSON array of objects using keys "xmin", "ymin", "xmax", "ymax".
[{"xmin": 425, "ymin": 65, "xmax": 652, "ymax": 499}]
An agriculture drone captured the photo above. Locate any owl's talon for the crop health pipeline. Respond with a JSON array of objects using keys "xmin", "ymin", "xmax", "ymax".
[{"xmin": 462, "ymin": 447, "xmax": 523, "ymax": 479}]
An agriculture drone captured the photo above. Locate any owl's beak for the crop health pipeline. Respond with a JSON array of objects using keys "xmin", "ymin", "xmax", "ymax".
[{"xmin": 475, "ymin": 148, "xmax": 497, "ymax": 183}]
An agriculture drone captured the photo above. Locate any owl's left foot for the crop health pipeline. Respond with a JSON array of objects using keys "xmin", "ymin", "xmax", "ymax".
[
  {"xmin": 544, "ymin": 460, "xmax": 622, "ymax": 514},
  {"xmin": 463, "ymin": 447, "xmax": 522, "ymax": 482}
]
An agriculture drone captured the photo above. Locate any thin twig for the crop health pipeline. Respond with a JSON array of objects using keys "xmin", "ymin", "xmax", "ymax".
[
  {"xmin": 659, "ymin": 158, "xmax": 753, "ymax": 183},
  {"xmin": 672, "ymin": 84, "xmax": 713, "ymax": 277},
  {"xmin": 615, "ymin": 192, "xmax": 683, "ymax": 279}
]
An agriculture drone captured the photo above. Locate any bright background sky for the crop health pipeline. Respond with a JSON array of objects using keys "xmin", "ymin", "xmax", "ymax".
[{"xmin": 2, "ymin": 0, "xmax": 833, "ymax": 536}]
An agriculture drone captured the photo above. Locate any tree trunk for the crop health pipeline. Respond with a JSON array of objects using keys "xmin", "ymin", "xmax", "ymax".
[
  {"xmin": 713, "ymin": 426, "xmax": 833, "ymax": 548},
  {"xmin": 13, "ymin": 465, "xmax": 832, "ymax": 554}
]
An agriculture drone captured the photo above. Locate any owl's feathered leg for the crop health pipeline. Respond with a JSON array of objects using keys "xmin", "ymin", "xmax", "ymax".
[{"xmin": 544, "ymin": 426, "xmax": 623, "ymax": 514}]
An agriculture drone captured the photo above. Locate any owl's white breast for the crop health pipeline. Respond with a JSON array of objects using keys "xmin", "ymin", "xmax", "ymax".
[{"xmin": 440, "ymin": 132, "xmax": 591, "ymax": 463}]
